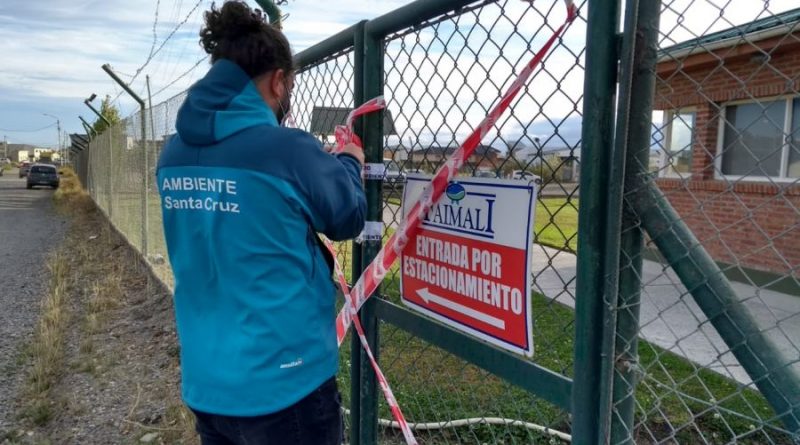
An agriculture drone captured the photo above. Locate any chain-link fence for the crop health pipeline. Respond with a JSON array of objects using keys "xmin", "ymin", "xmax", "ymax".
[
  {"xmin": 375, "ymin": 1, "xmax": 584, "ymax": 443},
  {"xmin": 68, "ymin": 0, "xmax": 800, "ymax": 443},
  {"xmin": 293, "ymin": 49, "xmax": 358, "ymax": 278},
  {"xmin": 77, "ymin": 92, "xmax": 186, "ymax": 288},
  {"xmin": 82, "ymin": 113, "xmax": 145, "ymax": 253},
  {"xmin": 147, "ymin": 91, "xmax": 187, "ymax": 287},
  {"xmin": 292, "ymin": 47, "xmax": 360, "ymax": 435},
  {"xmin": 606, "ymin": 1, "xmax": 800, "ymax": 444}
]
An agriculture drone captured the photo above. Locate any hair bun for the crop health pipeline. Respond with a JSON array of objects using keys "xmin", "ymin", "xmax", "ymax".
[
  {"xmin": 198, "ymin": 0, "xmax": 293, "ymax": 78},
  {"xmin": 200, "ymin": 1, "xmax": 268, "ymax": 54}
]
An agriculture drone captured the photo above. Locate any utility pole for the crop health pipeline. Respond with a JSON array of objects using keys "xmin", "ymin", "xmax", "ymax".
[
  {"xmin": 43, "ymin": 113, "xmax": 61, "ymax": 162},
  {"xmin": 56, "ymin": 119, "xmax": 62, "ymax": 163},
  {"xmin": 3, "ymin": 135, "xmax": 7, "ymax": 160}
]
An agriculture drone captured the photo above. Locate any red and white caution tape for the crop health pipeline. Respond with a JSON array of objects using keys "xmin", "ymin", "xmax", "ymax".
[
  {"xmin": 332, "ymin": 96, "xmax": 387, "ymax": 153},
  {"xmin": 335, "ymin": 0, "xmax": 578, "ymax": 345},
  {"xmin": 322, "ymin": 4, "xmax": 577, "ymax": 443},
  {"xmin": 323, "ymin": 238, "xmax": 418, "ymax": 445}
]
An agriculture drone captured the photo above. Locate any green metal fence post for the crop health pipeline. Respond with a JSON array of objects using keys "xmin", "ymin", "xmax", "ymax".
[
  {"xmin": 108, "ymin": 129, "xmax": 113, "ymax": 219},
  {"xmin": 84, "ymin": 100, "xmax": 111, "ymax": 128},
  {"xmin": 597, "ymin": 0, "xmax": 641, "ymax": 441},
  {"xmin": 620, "ymin": 2, "xmax": 800, "ymax": 428},
  {"xmin": 102, "ymin": 63, "xmax": 148, "ymax": 257},
  {"xmin": 290, "ymin": 21, "xmax": 367, "ymax": 444},
  {"xmin": 355, "ymin": 22, "xmax": 385, "ymax": 445},
  {"xmin": 349, "ymin": 20, "xmax": 367, "ymax": 445},
  {"xmin": 632, "ymin": 182, "xmax": 800, "ymax": 434},
  {"xmin": 572, "ymin": 0, "xmax": 621, "ymax": 443},
  {"xmin": 609, "ymin": 1, "xmax": 662, "ymax": 443},
  {"xmin": 79, "ymin": 116, "xmax": 97, "ymax": 139}
]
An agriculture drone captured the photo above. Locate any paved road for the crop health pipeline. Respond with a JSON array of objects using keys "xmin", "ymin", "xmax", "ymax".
[
  {"xmin": 540, "ymin": 182, "xmax": 579, "ymax": 197},
  {"xmin": 0, "ymin": 168, "xmax": 68, "ymax": 433},
  {"xmin": 532, "ymin": 244, "xmax": 800, "ymax": 386}
]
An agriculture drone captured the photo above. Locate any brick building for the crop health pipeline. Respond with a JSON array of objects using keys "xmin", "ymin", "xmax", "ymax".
[{"xmin": 654, "ymin": 8, "xmax": 800, "ymax": 277}]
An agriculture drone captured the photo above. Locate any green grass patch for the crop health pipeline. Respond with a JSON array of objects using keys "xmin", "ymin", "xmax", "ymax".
[
  {"xmin": 335, "ymin": 250, "xmax": 789, "ymax": 443},
  {"xmin": 386, "ymin": 196, "xmax": 402, "ymax": 207},
  {"xmin": 386, "ymin": 195, "xmax": 579, "ymax": 252},
  {"xmin": 111, "ymin": 184, "xmax": 783, "ymax": 443},
  {"xmin": 534, "ymin": 198, "xmax": 578, "ymax": 252}
]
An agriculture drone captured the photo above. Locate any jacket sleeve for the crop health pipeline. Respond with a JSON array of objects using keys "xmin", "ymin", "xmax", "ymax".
[{"xmin": 290, "ymin": 133, "xmax": 367, "ymax": 241}]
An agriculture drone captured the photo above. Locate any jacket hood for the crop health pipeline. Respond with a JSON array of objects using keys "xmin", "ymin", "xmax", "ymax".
[{"xmin": 175, "ymin": 59, "xmax": 279, "ymax": 146}]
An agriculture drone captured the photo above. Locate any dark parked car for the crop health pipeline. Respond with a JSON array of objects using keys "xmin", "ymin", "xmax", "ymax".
[
  {"xmin": 19, "ymin": 162, "xmax": 31, "ymax": 178},
  {"xmin": 26, "ymin": 164, "xmax": 60, "ymax": 189}
]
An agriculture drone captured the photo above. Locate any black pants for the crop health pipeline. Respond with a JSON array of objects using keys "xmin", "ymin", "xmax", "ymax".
[{"xmin": 191, "ymin": 377, "xmax": 343, "ymax": 445}]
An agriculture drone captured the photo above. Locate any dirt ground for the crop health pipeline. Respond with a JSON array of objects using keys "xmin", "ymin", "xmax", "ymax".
[
  {"xmin": 0, "ymin": 169, "xmax": 68, "ymax": 435},
  {"xmin": 3, "ymin": 181, "xmax": 197, "ymax": 445}
]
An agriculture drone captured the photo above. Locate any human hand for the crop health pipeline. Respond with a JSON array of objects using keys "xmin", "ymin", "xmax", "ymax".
[{"xmin": 340, "ymin": 143, "xmax": 365, "ymax": 166}]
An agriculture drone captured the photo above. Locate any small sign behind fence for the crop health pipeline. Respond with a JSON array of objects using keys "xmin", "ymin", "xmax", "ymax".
[{"xmin": 400, "ymin": 174, "xmax": 536, "ymax": 356}]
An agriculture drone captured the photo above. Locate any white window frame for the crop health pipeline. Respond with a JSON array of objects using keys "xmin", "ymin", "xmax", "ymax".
[
  {"xmin": 715, "ymin": 95, "xmax": 797, "ymax": 183},
  {"xmin": 660, "ymin": 108, "xmax": 697, "ymax": 179}
]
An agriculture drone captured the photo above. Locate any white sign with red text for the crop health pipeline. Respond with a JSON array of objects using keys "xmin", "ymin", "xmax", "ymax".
[{"xmin": 400, "ymin": 174, "xmax": 536, "ymax": 356}]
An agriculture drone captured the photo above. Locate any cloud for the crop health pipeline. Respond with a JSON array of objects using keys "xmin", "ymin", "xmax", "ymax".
[
  {"xmin": 0, "ymin": 0, "xmax": 798, "ymax": 148},
  {"xmin": 0, "ymin": 0, "xmax": 212, "ymax": 141},
  {"xmin": 0, "ymin": 0, "xmax": 409, "ymax": 143},
  {"xmin": 292, "ymin": 1, "xmax": 586, "ymax": 154}
]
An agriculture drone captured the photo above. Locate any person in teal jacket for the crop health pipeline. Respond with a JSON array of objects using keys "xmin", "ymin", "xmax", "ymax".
[{"xmin": 156, "ymin": 2, "xmax": 366, "ymax": 443}]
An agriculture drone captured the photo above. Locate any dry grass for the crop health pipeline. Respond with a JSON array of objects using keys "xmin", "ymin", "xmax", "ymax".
[
  {"xmin": 52, "ymin": 167, "xmax": 92, "ymax": 212},
  {"xmin": 17, "ymin": 168, "xmax": 96, "ymax": 427},
  {"xmin": 20, "ymin": 252, "xmax": 70, "ymax": 426},
  {"xmin": 12, "ymin": 169, "xmax": 200, "ymax": 443}
]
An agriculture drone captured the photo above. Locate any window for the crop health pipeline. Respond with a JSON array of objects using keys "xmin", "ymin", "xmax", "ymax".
[
  {"xmin": 789, "ymin": 98, "xmax": 800, "ymax": 178},
  {"xmin": 661, "ymin": 110, "xmax": 695, "ymax": 178},
  {"xmin": 719, "ymin": 97, "xmax": 800, "ymax": 180}
]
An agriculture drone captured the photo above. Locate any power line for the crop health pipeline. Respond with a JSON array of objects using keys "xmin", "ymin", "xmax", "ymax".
[
  {"xmin": 128, "ymin": 0, "xmax": 207, "ymax": 86},
  {"xmin": 0, "ymin": 123, "xmax": 57, "ymax": 132},
  {"xmin": 152, "ymin": 55, "xmax": 209, "ymax": 99},
  {"xmin": 152, "ymin": 2, "xmax": 205, "ymax": 89},
  {"xmin": 113, "ymin": 70, "xmax": 137, "ymax": 79},
  {"xmin": 154, "ymin": 0, "xmax": 189, "ymax": 81},
  {"xmin": 107, "ymin": 0, "xmax": 207, "ymax": 108},
  {"xmin": 146, "ymin": 0, "xmax": 163, "ymax": 64}
]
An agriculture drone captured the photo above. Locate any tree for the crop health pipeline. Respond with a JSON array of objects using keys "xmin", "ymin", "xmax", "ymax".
[{"xmin": 92, "ymin": 95, "xmax": 122, "ymax": 134}]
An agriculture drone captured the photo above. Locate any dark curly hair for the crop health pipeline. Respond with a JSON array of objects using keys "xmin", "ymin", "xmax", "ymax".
[{"xmin": 199, "ymin": 1, "xmax": 293, "ymax": 78}]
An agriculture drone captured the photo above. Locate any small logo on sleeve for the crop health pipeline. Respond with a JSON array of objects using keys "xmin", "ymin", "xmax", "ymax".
[{"xmin": 280, "ymin": 358, "xmax": 304, "ymax": 369}]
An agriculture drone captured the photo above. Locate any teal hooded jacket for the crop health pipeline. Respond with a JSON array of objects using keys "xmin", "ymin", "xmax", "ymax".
[{"xmin": 157, "ymin": 59, "xmax": 366, "ymax": 416}]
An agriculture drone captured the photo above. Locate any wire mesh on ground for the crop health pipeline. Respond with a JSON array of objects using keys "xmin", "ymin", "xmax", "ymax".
[{"xmin": 69, "ymin": 0, "xmax": 800, "ymax": 443}]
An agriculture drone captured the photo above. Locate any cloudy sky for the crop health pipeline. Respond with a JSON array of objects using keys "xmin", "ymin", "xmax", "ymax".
[
  {"xmin": 0, "ymin": 0, "xmax": 796, "ymax": 150},
  {"xmin": 0, "ymin": 0, "xmax": 408, "ymax": 148}
]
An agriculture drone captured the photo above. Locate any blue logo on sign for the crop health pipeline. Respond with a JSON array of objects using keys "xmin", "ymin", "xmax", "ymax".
[
  {"xmin": 423, "ymin": 181, "xmax": 495, "ymax": 238},
  {"xmin": 446, "ymin": 182, "xmax": 466, "ymax": 204}
]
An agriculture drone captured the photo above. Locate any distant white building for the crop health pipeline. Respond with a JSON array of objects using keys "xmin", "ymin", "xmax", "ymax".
[
  {"xmin": 506, "ymin": 144, "xmax": 582, "ymax": 182},
  {"xmin": 17, "ymin": 148, "xmax": 59, "ymax": 162},
  {"xmin": 33, "ymin": 148, "xmax": 48, "ymax": 160}
]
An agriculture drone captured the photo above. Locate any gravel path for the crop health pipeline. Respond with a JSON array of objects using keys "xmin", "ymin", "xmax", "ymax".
[{"xmin": 0, "ymin": 168, "xmax": 68, "ymax": 434}]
